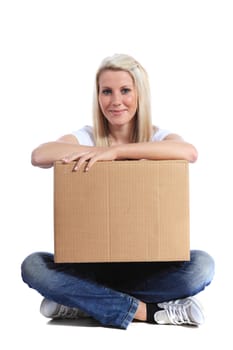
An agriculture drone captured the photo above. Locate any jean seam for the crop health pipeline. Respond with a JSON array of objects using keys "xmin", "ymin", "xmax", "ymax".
[{"xmin": 119, "ymin": 297, "xmax": 139, "ymax": 329}]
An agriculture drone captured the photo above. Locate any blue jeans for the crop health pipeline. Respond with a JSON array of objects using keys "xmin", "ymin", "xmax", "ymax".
[{"xmin": 21, "ymin": 250, "xmax": 214, "ymax": 329}]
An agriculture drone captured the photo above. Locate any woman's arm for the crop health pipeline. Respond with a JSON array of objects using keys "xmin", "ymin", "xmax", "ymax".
[
  {"xmin": 115, "ymin": 134, "xmax": 198, "ymax": 163},
  {"xmin": 31, "ymin": 134, "xmax": 96, "ymax": 168},
  {"xmin": 32, "ymin": 132, "xmax": 197, "ymax": 170},
  {"xmin": 69, "ymin": 134, "xmax": 198, "ymax": 171}
]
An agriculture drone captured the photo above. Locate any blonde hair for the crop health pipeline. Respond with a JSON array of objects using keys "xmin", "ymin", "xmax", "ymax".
[{"xmin": 93, "ymin": 54, "xmax": 153, "ymax": 146}]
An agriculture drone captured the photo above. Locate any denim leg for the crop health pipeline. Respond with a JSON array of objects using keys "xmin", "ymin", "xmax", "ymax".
[
  {"xmin": 21, "ymin": 250, "xmax": 214, "ymax": 329},
  {"xmin": 117, "ymin": 250, "xmax": 215, "ymax": 303},
  {"xmin": 21, "ymin": 252, "xmax": 139, "ymax": 329}
]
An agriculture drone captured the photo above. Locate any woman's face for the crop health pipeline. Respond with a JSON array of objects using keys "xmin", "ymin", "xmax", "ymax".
[{"xmin": 98, "ymin": 70, "xmax": 137, "ymax": 127}]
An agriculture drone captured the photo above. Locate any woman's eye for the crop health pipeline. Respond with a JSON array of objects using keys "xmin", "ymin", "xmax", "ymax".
[
  {"xmin": 121, "ymin": 88, "xmax": 130, "ymax": 94},
  {"xmin": 102, "ymin": 89, "xmax": 112, "ymax": 95}
]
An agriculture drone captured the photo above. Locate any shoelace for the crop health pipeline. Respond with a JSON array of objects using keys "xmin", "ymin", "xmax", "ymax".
[
  {"xmin": 163, "ymin": 300, "xmax": 192, "ymax": 325},
  {"xmin": 56, "ymin": 305, "xmax": 81, "ymax": 319}
]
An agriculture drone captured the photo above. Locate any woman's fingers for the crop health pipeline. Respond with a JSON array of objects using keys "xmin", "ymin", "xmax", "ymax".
[
  {"xmin": 61, "ymin": 151, "xmax": 89, "ymax": 164},
  {"xmin": 85, "ymin": 148, "xmax": 118, "ymax": 171},
  {"xmin": 73, "ymin": 152, "xmax": 96, "ymax": 171},
  {"xmin": 85, "ymin": 154, "xmax": 103, "ymax": 171},
  {"xmin": 61, "ymin": 147, "xmax": 117, "ymax": 172}
]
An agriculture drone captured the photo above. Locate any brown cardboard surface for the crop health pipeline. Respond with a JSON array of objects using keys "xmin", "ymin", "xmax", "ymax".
[{"xmin": 54, "ymin": 160, "xmax": 190, "ymax": 262}]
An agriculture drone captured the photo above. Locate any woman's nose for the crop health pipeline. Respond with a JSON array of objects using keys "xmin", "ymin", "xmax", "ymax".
[{"xmin": 112, "ymin": 93, "xmax": 122, "ymax": 106}]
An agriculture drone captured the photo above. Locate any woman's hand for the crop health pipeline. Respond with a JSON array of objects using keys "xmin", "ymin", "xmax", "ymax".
[
  {"xmin": 61, "ymin": 146, "xmax": 119, "ymax": 171},
  {"xmin": 61, "ymin": 135, "xmax": 198, "ymax": 172}
]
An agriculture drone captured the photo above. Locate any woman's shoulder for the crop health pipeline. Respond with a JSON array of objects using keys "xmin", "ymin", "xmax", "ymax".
[{"xmin": 72, "ymin": 125, "xmax": 95, "ymax": 146}]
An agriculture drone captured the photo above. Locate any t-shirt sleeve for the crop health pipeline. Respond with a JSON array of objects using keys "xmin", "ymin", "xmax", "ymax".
[
  {"xmin": 72, "ymin": 126, "xmax": 95, "ymax": 146},
  {"xmin": 152, "ymin": 127, "xmax": 172, "ymax": 141}
]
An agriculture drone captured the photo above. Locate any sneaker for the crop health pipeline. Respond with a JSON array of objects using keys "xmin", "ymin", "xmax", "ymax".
[
  {"xmin": 40, "ymin": 298, "xmax": 89, "ymax": 319},
  {"xmin": 154, "ymin": 297, "xmax": 205, "ymax": 326}
]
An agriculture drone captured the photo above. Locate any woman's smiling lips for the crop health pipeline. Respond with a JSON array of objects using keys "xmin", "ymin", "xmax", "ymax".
[{"xmin": 109, "ymin": 109, "xmax": 127, "ymax": 116}]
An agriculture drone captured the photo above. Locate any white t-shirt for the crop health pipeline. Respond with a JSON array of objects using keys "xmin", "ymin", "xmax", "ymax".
[{"xmin": 72, "ymin": 125, "xmax": 171, "ymax": 146}]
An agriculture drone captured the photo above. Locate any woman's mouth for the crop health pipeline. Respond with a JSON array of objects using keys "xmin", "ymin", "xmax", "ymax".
[{"xmin": 109, "ymin": 109, "xmax": 127, "ymax": 116}]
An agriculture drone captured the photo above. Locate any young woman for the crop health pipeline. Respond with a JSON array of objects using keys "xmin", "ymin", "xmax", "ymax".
[{"xmin": 21, "ymin": 54, "xmax": 215, "ymax": 329}]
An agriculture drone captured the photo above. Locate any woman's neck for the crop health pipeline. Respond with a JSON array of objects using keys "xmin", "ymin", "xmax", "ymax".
[{"xmin": 108, "ymin": 122, "xmax": 135, "ymax": 146}]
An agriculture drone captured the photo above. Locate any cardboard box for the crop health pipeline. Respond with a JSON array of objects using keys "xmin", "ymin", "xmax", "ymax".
[{"xmin": 54, "ymin": 160, "xmax": 190, "ymax": 263}]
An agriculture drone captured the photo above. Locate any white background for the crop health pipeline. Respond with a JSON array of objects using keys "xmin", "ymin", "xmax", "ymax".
[{"xmin": 1, "ymin": 0, "xmax": 232, "ymax": 349}]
